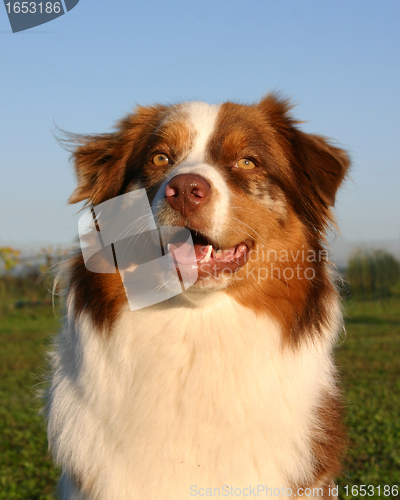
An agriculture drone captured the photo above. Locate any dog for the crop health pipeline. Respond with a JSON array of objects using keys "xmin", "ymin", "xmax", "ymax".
[{"xmin": 46, "ymin": 93, "xmax": 349, "ymax": 499}]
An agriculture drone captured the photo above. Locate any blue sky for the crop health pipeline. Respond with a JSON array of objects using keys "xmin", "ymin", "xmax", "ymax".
[{"xmin": 1, "ymin": 0, "xmax": 399, "ymax": 256}]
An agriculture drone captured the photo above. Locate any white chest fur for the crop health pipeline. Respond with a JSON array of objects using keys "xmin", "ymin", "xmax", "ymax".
[{"xmin": 47, "ymin": 292, "xmax": 339, "ymax": 499}]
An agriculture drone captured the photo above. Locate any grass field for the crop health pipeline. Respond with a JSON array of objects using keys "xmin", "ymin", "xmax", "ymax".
[
  {"xmin": 336, "ymin": 298, "xmax": 400, "ymax": 498},
  {"xmin": 1, "ymin": 291, "xmax": 399, "ymax": 499}
]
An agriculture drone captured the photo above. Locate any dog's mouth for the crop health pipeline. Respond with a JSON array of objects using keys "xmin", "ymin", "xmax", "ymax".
[{"xmin": 167, "ymin": 230, "xmax": 254, "ymax": 278}]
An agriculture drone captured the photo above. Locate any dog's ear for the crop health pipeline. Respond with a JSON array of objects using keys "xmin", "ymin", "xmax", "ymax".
[
  {"xmin": 258, "ymin": 93, "xmax": 350, "ymax": 207},
  {"xmin": 68, "ymin": 132, "xmax": 122, "ymax": 205},
  {"xmin": 257, "ymin": 93, "xmax": 298, "ymax": 138},
  {"xmin": 67, "ymin": 105, "xmax": 166, "ymax": 206},
  {"xmin": 294, "ymin": 132, "xmax": 350, "ymax": 206}
]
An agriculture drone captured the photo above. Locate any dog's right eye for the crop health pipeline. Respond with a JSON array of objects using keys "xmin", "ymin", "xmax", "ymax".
[
  {"xmin": 235, "ymin": 158, "xmax": 257, "ymax": 170},
  {"xmin": 151, "ymin": 153, "xmax": 170, "ymax": 167}
]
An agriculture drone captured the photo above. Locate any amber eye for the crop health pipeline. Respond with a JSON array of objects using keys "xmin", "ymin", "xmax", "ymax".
[
  {"xmin": 236, "ymin": 158, "xmax": 256, "ymax": 170},
  {"xmin": 151, "ymin": 153, "xmax": 170, "ymax": 167}
]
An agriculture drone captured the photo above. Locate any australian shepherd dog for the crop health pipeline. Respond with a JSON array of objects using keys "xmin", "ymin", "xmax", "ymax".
[{"xmin": 46, "ymin": 94, "xmax": 349, "ymax": 499}]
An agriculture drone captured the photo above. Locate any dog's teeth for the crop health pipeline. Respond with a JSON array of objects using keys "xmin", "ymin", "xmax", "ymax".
[
  {"xmin": 199, "ymin": 245, "xmax": 213, "ymax": 263},
  {"xmin": 214, "ymin": 248, "xmax": 225, "ymax": 261}
]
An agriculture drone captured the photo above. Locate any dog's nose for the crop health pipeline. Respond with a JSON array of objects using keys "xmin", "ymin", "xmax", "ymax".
[{"xmin": 165, "ymin": 174, "xmax": 211, "ymax": 216}]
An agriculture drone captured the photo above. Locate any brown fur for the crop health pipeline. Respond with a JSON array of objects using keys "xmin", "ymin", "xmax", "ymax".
[
  {"xmin": 68, "ymin": 253, "xmax": 126, "ymax": 334},
  {"xmin": 68, "ymin": 104, "xmax": 168, "ymax": 205},
  {"xmin": 310, "ymin": 391, "xmax": 347, "ymax": 486}
]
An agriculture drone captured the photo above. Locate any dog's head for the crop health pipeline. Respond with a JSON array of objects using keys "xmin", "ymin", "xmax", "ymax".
[{"xmin": 68, "ymin": 94, "xmax": 349, "ymax": 340}]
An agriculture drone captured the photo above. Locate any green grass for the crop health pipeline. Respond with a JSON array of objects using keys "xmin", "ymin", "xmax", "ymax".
[
  {"xmin": 336, "ymin": 297, "xmax": 400, "ymax": 499},
  {"xmin": 0, "ymin": 295, "xmax": 399, "ymax": 499},
  {"xmin": 0, "ymin": 306, "xmax": 60, "ymax": 500}
]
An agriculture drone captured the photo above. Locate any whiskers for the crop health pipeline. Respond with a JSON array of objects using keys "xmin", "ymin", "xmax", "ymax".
[{"xmin": 228, "ymin": 216, "xmax": 258, "ymax": 242}]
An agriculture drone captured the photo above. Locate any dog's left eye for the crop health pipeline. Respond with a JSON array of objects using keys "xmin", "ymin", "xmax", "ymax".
[
  {"xmin": 151, "ymin": 153, "xmax": 170, "ymax": 167},
  {"xmin": 235, "ymin": 159, "xmax": 256, "ymax": 170}
]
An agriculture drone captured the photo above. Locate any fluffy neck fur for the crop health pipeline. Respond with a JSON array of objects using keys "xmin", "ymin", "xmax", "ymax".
[{"xmin": 47, "ymin": 290, "xmax": 341, "ymax": 499}]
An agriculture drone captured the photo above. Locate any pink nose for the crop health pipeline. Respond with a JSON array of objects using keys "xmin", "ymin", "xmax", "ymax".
[{"xmin": 165, "ymin": 174, "xmax": 211, "ymax": 216}]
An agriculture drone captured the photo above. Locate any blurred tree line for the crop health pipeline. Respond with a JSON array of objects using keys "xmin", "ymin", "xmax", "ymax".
[
  {"xmin": 0, "ymin": 246, "xmax": 71, "ymax": 312},
  {"xmin": 346, "ymin": 249, "xmax": 400, "ymax": 300}
]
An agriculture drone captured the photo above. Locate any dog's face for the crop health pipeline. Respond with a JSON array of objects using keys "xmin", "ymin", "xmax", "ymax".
[
  {"xmin": 69, "ymin": 94, "xmax": 348, "ymax": 287},
  {"xmin": 68, "ymin": 94, "xmax": 349, "ymax": 338}
]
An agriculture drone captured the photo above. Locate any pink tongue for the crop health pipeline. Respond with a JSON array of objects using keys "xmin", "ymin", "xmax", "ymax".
[
  {"xmin": 169, "ymin": 242, "xmax": 197, "ymax": 264},
  {"xmin": 169, "ymin": 242, "xmax": 244, "ymax": 264},
  {"xmin": 194, "ymin": 244, "xmax": 210, "ymax": 261}
]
